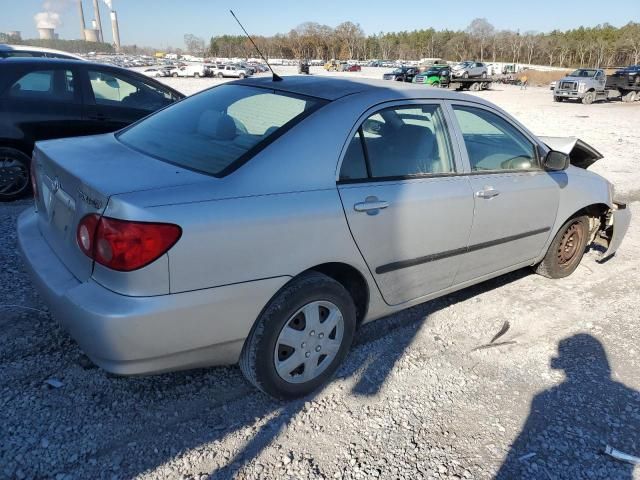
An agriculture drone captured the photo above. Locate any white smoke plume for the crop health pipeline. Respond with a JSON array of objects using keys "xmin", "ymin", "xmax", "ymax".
[
  {"xmin": 102, "ymin": 0, "xmax": 113, "ymax": 10},
  {"xmin": 34, "ymin": 0, "xmax": 72, "ymax": 28}
]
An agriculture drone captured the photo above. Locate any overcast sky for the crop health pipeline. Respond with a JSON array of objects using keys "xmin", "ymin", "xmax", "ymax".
[{"xmin": 3, "ymin": 0, "xmax": 639, "ymax": 49}]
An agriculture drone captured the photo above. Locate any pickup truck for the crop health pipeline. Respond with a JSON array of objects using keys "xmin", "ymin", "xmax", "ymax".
[
  {"xmin": 172, "ymin": 64, "xmax": 208, "ymax": 78},
  {"xmin": 212, "ymin": 64, "xmax": 251, "ymax": 79},
  {"xmin": 554, "ymin": 67, "xmax": 640, "ymax": 104}
]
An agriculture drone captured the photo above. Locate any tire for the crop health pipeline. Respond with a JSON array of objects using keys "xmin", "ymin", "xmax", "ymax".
[
  {"xmin": 482, "ymin": 72, "xmax": 487, "ymax": 79},
  {"xmin": 582, "ymin": 91, "xmax": 595, "ymax": 105},
  {"xmin": 194, "ymin": 72, "xmax": 200, "ymax": 78},
  {"xmin": 217, "ymin": 72, "xmax": 224, "ymax": 78},
  {"xmin": 554, "ymin": 96, "xmax": 564, "ymax": 102},
  {"xmin": 239, "ymin": 73, "xmax": 245, "ymax": 79},
  {"xmin": 470, "ymin": 82, "xmax": 481, "ymax": 91},
  {"xmin": 622, "ymin": 91, "xmax": 636, "ymax": 102},
  {"xmin": 535, "ymin": 215, "xmax": 590, "ymax": 279},
  {"xmin": 463, "ymin": 72, "xmax": 469, "ymax": 79},
  {"xmin": 239, "ymin": 271, "xmax": 356, "ymax": 400},
  {"xmin": 0, "ymin": 147, "xmax": 31, "ymax": 202},
  {"xmin": 172, "ymin": 73, "xmax": 178, "ymax": 78}
]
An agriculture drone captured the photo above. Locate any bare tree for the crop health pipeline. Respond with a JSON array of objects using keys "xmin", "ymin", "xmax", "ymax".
[
  {"xmin": 467, "ymin": 18, "xmax": 495, "ymax": 61},
  {"xmin": 334, "ymin": 21, "xmax": 365, "ymax": 59},
  {"xmin": 183, "ymin": 33, "xmax": 205, "ymax": 56}
]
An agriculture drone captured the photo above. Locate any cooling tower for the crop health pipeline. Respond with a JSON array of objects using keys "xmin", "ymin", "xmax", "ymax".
[
  {"xmin": 84, "ymin": 28, "xmax": 99, "ymax": 42},
  {"xmin": 38, "ymin": 28, "xmax": 55, "ymax": 40},
  {"xmin": 92, "ymin": 0, "xmax": 103, "ymax": 42}
]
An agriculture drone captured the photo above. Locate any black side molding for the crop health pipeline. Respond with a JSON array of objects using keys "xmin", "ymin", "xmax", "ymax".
[{"xmin": 376, "ymin": 227, "xmax": 551, "ymax": 275}]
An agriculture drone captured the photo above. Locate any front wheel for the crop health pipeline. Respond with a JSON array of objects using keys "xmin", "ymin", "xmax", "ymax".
[
  {"xmin": 216, "ymin": 72, "xmax": 224, "ymax": 78},
  {"xmin": 582, "ymin": 91, "xmax": 596, "ymax": 105},
  {"xmin": 194, "ymin": 72, "xmax": 200, "ymax": 78},
  {"xmin": 238, "ymin": 73, "xmax": 245, "ymax": 79},
  {"xmin": 0, "ymin": 148, "xmax": 31, "ymax": 202},
  {"xmin": 534, "ymin": 216, "xmax": 590, "ymax": 279},
  {"xmin": 463, "ymin": 72, "xmax": 469, "ymax": 79},
  {"xmin": 240, "ymin": 272, "xmax": 356, "ymax": 400},
  {"xmin": 172, "ymin": 72, "xmax": 178, "ymax": 77},
  {"xmin": 554, "ymin": 96, "xmax": 564, "ymax": 102},
  {"xmin": 482, "ymin": 72, "xmax": 487, "ymax": 79}
]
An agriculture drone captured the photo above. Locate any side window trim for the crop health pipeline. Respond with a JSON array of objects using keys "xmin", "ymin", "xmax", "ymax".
[
  {"xmin": 336, "ymin": 99, "xmax": 462, "ymax": 184},
  {"xmin": 445, "ymin": 100, "xmax": 544, "ymax": 174}
]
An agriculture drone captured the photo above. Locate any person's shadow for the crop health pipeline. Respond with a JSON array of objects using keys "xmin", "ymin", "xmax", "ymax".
[{"xmin": 496, "ymin": 334, "xmax": 640, "ymax": 479}]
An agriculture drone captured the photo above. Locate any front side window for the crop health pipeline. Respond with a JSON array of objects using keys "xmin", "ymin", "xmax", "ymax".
[
  {"xmin": 339, "ymin": 104, "xmax": 455, "ymax": 181},
  {"xmin": 118, "ymin": 84, "xmax": 325, "ymax": 176},
  {"xmin": 88, "ymin": 69, "xmax": 175, "ymax": 110},
  {"xmin": 452, "ymin": 105, "xmax": 537, "ymax": 172}
]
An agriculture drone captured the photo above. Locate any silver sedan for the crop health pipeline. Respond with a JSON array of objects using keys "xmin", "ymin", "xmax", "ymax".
[{"xmin": 18, "ymin": 77, "xmax": 630, "ymax": 399}]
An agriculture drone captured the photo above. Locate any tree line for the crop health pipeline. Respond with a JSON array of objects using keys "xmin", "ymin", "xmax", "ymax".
[{"xmin": 203, "ymin": 19, "xmax": 640, "ymax": 67}]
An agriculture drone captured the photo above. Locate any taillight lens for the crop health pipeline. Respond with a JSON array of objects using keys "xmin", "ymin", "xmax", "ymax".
[
  {"xmin": 77, "ymin": 214, "xmax": 182, "ymax": 272},
  {"xmin": 30, "ymin": 157, "xmax": 38, "ymax": 200}
]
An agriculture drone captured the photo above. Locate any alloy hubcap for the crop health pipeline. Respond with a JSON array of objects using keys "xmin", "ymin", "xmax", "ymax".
[
  {"xmin": 274, "ymin": 300, "xmax": 344, "ymax": 384},
  {"xmin": 0, "ymin": 155, "xmax": 29, "ymax": 196},
  {"xmin": 557, "ymin": 223, "xmax": 583, "ymax": 265}
]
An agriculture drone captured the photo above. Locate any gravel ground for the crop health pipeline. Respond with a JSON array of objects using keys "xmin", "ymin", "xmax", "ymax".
[{"xmin": 1, "ymin": 71, "xmax": 639, "ymax": 480}]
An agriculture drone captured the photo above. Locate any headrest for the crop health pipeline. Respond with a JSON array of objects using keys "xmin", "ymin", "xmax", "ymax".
[{"xmin": 197, "ymin": 110, "xmax": 236, "ymax": 140}]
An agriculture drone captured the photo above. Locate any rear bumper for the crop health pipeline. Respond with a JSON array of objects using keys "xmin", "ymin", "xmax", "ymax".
[{"xmin": 17, "ymin": 208, "xmax": 289, "ymax": 375}]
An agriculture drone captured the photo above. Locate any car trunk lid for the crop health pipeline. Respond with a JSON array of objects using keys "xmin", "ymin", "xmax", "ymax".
[{"xmin": 32, "ymin": 133, "xmax": 208, "ymax": 282}]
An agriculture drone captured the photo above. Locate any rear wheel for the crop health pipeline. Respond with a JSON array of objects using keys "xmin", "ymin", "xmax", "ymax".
[
  {"xmin": 240, "ymin": 272, "xmax": 356, "ymax": 400},
  {"xmin": 470, "ymin": 82, "xmax": 481, "ymax": 91},
  {"xmin": 622, "ymin": 90, "xmax": 637, "ymax": 102},
  {"xmin": 482, "ymin": 72, "xmax": 487, "ymax": 79},
  {"xmin": 463, "ymin": 72, "xmax": 469, "ymax": 79},
  {"xmin": 172, "ymin": 72, "xmax": 178, "ymax": 77},
  {"xmin": 535, "ymin": 216, "xmax": 590, "ymax": 279},
  {"xmin": 0, "ymin": 148, "xmax": 31, "ymax": 202},
  {"xmin": 194, "ymin": 72, "xmax": 200, "ymax": 78},
  {"xmin": 239, "ymin": 73, "xmax": 246, "ymax": 79},
  {"xmin": 582, "ymin": 91, "xmax": 596, "ymax": 105},
  {"xmin": 217, "ymin": 72, "xmax": 224, "ymax": 78}
]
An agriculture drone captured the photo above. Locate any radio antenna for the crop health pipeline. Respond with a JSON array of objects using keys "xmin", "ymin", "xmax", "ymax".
[{"xmin": 230, "ymin": 9, "xmax": 282, "ymax": 82}]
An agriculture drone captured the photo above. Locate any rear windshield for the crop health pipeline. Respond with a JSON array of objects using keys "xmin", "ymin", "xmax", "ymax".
[{"xmin": 118, "ymin": 84, "xmax": 325, "ymax": 176}]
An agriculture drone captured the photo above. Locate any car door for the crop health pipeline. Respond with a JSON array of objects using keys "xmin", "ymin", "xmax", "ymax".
[
  {"xmin": 1, "ymin": 65, "xmax": 84, "ymax": 149},
  {"xmin": 595, "ymin": 70, "xmax": 606, "ymax": 90},
  {"xmin": 447, "ymin": 102, "xmax": 560, "ymax": 284},
  {"xmin": 337, "ymin": 102, "xmax": 474, "ymax": 306},
  {"xmin": 82, "ymin": 66, "xmax": 177, "ymax": 134}
]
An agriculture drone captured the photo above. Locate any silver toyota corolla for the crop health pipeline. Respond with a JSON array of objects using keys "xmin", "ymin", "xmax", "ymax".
[{"xmin": 18, "ymin": 77, "xmax": 630, "ymax": 399}]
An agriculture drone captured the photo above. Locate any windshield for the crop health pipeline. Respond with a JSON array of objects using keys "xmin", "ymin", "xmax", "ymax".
[
  {"xmin": 118, "ymin": 85, "xmax": 325, "ymax": 177},
  {"xmin": 391, "ymin": 68, "xmax": 404, "ymax": 74},
  {"xmin": 458, "ymin": 62, "xmax": 473, "ymax": 68},
  {"xmin": 570, "ymin": 69, "xmax": 597, "ymax": 77}
]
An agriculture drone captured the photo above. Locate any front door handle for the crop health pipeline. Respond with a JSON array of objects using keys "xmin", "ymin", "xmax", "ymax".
[
  {"xmin": 475, "ymin": 187, "xmax": 500, "ymax": 199},
  {"xmin": 354, "ymin": 197, "xmax": 389, "ymax": 215}
]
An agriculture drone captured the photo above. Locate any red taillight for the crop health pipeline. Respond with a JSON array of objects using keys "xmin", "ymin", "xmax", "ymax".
[
  {"xmin": 30, "ymin": 157, "xmax": 38, "ymax": 200},
  {"xmin": 77, "ymin": 214, "xmax": 182, "ymax": 272}
]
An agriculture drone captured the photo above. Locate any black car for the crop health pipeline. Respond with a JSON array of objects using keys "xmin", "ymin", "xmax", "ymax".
[
  {"xmin": 0, "ymin": 58, "xmax": 184, "ymax": 200},
  {"xmin": 382, "ymin": 66, "xmax": 418, "ymax": 82}
]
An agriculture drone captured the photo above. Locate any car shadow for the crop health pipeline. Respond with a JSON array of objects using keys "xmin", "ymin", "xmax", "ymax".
[
  {"xmin": 495, "ymin": 334, "xmax": 640, "ymax": 479},
  {"xmin": 204, "ymin": 268, "xmax": 531, "ymax": 479}
]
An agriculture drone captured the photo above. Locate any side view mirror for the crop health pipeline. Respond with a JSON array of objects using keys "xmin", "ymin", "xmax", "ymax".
[{"xmin": 543, "ymin": 150, "xmax": 570, "ymax": 171}]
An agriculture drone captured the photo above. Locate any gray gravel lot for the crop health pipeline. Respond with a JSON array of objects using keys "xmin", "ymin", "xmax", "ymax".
[{"xmin": 1, "ymin": 83, "xmax": 639, "ymax": 480}]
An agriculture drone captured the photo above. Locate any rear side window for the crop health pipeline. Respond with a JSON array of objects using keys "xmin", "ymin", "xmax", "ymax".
[
  {"xmin": 339, "ymin": 104, "xmax": 455, "ymax": 181},
  {"xmin": 6, "ymin": 69, "xmax": 75, "ymax": 101},
  {"xmin": 118, "ymin": 84, "xmax": 325, "ymax": 176}
]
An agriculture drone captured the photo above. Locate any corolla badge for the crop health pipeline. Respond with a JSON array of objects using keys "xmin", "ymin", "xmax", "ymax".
[{"xmin": 78, "ymin": 189, "xmax": 103, "ymax": 209}]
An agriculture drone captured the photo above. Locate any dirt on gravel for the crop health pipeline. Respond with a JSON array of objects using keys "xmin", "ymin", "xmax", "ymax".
[{"xmin": 1, "ymin": 76, "xmax": 639, "ymax": 480}]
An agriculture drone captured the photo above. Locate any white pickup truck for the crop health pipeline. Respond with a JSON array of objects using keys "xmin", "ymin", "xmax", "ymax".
[{"xmin": 212, "ymin": 64, "xmax": 251, "ymax": 79}]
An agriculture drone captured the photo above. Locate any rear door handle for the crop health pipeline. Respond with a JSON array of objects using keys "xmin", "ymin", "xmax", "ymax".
[
  {"xmin": 354, "ymin": 197, "xmax": 389, "ymax": 214},
  {"xmin": 475, "ymin": 188, "xmax": 500, "ymax": 199}
]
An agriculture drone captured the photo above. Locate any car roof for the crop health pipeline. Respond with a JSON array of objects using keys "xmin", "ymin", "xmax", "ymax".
[
  {"xmin": 235, "ymin": 75, "xmax": 484, "ymax": 102},
  {"xmin": 0, "ymin": 44, "xmax": 85, "ymax": 60}
]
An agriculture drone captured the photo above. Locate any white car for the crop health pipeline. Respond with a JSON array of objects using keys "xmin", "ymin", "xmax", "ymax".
[
  {"xmin": 142, "ymin": 67, "xmax": 169, "ymax": 78},
  {"xmin": 174, "ymin": 64, "xmax": 207, "ymax": 78}
]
